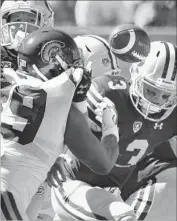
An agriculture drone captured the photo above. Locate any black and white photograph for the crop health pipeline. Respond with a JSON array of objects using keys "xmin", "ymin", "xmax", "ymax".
[{"xmin": 0, "ymin": 0, "xmax": 176, "ymax": 220}]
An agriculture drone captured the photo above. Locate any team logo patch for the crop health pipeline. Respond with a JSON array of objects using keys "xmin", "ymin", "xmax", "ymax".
[
  {"xmin": 102, "ymin": 58, "xmax": 110, "ymax": 67},
  {"xmin": 35, "ymin": 186, "xmax": 45, "ymax": 195},
  {"xmin": 40, "ymin": 40, "xmax": 65, "ymax": 63},
  {"xmin": 133, "ymin": 121, "xmax": 142, "ymax": 133}
]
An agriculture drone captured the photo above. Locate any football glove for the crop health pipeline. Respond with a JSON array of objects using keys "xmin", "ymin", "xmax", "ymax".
[
  {"xmin": 73, "ymin": 63, "xmax": 92, "ymax": 103},
  {"xmin": 95, "ymin": 97, "xmax": 119, "ymax": 142}
]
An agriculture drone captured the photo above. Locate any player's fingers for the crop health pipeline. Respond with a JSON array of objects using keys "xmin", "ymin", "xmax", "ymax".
[
  {"xmin": 95, "ymin": 115, "xmax": 102, "ymax": 123},
  {"xmin": 55, "ymin": 158, "xmax": 68, "ymax": 182},
  {"xmin": 53, "ymin": 168, "xmax": 63, "ymax": 187},
  {"xmin": 95, "ymin": 108, "xmax": 103, "ymax": 117},
  {"xmin": 102, "ymin": 107, "xmax": 118, "ymax": 126},
  {"xmin": 47, "ymin": 169, "xmax": 58, "ymax": 188},
  {"xmin": 103, "ymin": 97, "xmax": 115, "ymax": 108},
  {"xmin": 73, "ymin": 68, "xmax": 84, "ymax": 85}
]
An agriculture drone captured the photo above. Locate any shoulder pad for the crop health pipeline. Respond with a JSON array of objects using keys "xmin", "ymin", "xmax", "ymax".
[{"xmin": 14, "ymin": 85, "xmax": 47, "ymax": 107}]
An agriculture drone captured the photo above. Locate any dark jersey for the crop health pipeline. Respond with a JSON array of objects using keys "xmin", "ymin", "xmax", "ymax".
[
  {"xmin": 73, "ymin": 74, "xmax": 177, "ymax": 189},
  {"xmin": 1, "ymin": 46, "xmax": 18, "ymax": 88}
]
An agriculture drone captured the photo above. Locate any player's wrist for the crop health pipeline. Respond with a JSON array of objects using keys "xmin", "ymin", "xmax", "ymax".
[{"xmin": 102, "ymin": 125, "xmax": 119, "ymax": 143}]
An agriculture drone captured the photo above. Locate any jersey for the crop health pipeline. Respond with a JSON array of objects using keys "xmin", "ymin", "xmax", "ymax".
[
  {"xmin": 1, "ymin": 71, "xmax": 76, "ymax": 219},
  {"xmin": 1, "ymin": 46, "xmax": 18, "ymax": 88},
  {"xmin": 1, "ymin": 72, "xmax": 76, "ymax": 166},
  {"xmin": 72, "ymin": 74, "xmax": 177, "ymax": 189}
]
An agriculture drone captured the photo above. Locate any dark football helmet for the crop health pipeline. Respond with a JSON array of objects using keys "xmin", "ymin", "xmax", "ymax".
[{"xmin": 17, "ymin": 27, "xmax": 82, "ymax": 81}]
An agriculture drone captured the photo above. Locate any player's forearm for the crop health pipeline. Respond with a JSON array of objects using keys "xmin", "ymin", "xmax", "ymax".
[
  {"xmin": 64, "ymin": 106, "xmax": 118, "ymax": 175},
  {"xmin": 101, "ymin": 134, "xmax": 119, "ymax": 172}
]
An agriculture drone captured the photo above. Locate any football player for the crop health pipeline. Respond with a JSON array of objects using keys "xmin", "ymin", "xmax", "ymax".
[
  {"xmin": 24, "ymin": 34, "xmax": 125, "ymax": 221},
  {"xmin": 25, "ymin": 32, "xmax": 150, "ymax": 221},
  {"xmin": 49, "ymin": 41, "xmax": 177, "ymax": 220},
  {"xmin": 0, "ymin": 0, "xmax": 54, "ymax": 89},
  {"xmin": 1, "ymin": 27, "xmax": 119, "ymax": 220},
  {"xmin": 74, "ymin": 35, "xmax": 121, "ymax": 77}
]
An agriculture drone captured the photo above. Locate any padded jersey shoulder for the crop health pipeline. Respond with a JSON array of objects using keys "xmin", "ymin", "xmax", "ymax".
[{"xmin": 91, "ymin": 74, "xmax": 129, "ymax": 96}]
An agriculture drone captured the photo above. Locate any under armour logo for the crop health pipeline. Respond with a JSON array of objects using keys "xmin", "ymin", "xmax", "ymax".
[
  {"xmin": 77, "ymin": 84, "xmax": 89, "ymax": 94},
  {"xmin": 154, "ymin": 122, "xmax": 163, "ymax": 130},
  {"xmin": 133, "ymin": 121, "xmax": 142, "ymax": 133}
]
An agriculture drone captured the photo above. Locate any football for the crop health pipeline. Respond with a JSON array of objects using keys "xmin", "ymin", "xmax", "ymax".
[{"xmin": 109, "ymin": 24, "xmax": 151, "ymax": 63}]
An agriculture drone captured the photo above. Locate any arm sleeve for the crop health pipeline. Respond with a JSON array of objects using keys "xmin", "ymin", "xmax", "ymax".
[{"xmin": 64, "ymin": 105, "xmax": 118, "ymax": 175}]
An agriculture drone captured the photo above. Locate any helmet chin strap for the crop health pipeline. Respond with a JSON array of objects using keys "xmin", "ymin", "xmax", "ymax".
[
  {"xmin": 55, "ymin": 55, "xmax": 68, "ymax": 71},
  {"xmin": 32, "ymin": 55, "xmax": 68, "ymax": 82},
  {"xmin": 32, "ymin": 64, "xmax": 48, "ymax": 81}
]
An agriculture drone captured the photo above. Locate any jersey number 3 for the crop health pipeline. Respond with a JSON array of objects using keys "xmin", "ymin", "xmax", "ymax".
[
  {"xmin": 108, "ymin": 80, "xmax": 127, "ymax": 90},
  {"xmin": 127, "ymin": 140, "xmax": 149, "ymax": 165}
]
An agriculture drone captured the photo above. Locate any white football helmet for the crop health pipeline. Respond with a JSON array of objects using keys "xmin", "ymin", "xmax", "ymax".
[
  {"xmin": 74, "ymin": 35, "xmax": 121, "ymax": 77},
  {"xmin": 1, "ymin": 0, "xmax": 54, "ymax": 51},
  {"xmin": 130, "ymin": 41, "xmax": 177, "ymax": 122}
]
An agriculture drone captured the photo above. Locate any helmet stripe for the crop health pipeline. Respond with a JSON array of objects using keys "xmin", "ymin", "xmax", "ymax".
[
  {"xmin": 161, "ymin": 42, "xmax": 170, "ymax": 79},
  {"xmin": 171, "ymin": 45, "xmax": 177, "ymax": 81},
  {"xmin": 166, "ymin": 42, "xmax": 176, "ymax": 81},
  {"xmin": 86, "ymin": 35, "xmax": 119, "ymax": 70}
]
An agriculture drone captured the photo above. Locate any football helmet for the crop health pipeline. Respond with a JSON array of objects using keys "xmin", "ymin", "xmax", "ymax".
[
  {"xmin": 17, "ymin": 27, "xmax": 81, "ymax": 81},
  {"xmin": 74, "ymin": 35, "xmax": 120, "ymax": 77},
  {"xmin": 129, "ymin": 41, "xmax": 177, "ymax": 122},
  {"xmin": 1, "ymin": 0, "xmax": 54, "ymax": 51}
]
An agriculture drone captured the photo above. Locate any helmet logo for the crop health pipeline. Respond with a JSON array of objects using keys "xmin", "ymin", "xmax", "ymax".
[
  {"xmin": 41, "ymin": 40, "xmax": 65, "ymax": 63},
  {"xmin": 102, "ymin": 58, "xmax": 110, "ymax": 67}
]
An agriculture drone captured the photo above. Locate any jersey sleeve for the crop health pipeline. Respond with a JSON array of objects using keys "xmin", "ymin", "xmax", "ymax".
[{"xmin": 64, "ymin": 105, "xmax": 118, "ymax": 175}]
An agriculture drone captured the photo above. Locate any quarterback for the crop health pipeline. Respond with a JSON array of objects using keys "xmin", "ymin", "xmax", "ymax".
[
  {"xmin": 1, "ymin": 27, "xmax": 120, "ymax": 220},
  {"xmin": 50, "ymin": 41, "xmax": 177, "ymax": 220}
]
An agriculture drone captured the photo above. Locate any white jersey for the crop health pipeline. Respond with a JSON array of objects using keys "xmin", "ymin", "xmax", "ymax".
[{"xmin": 1, "ymin": 70, "xmax": 76, "ymax": 220}]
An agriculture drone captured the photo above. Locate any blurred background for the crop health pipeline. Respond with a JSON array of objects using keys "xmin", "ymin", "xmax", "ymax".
[
  {"xmin": 50, "ymin": 0, "xmax": 176, "ymax": 28},
  {"xmin": 1, "ymin": 0, "xmax": 176, "ymax": 76},
  {"xmin": 48, "ymin": 0, "xmax": 176, "ymax": 76}
]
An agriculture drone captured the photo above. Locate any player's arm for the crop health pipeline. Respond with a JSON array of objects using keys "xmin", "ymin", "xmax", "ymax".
[{"xmin": 64, "ymin": 105, "xmax": 119, "ymax": 175}]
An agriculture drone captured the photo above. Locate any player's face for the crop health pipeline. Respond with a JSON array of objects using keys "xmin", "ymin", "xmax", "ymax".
[
  {"xmin": 9, "ymin": 12, "xmax": 37, "ymax": 24},
  {"xmin": 1, "ymin": 11, "xmax": 39, "ymax": 51},
  {"xmin": 143, "ymin": 82, "xmax": 171, "ymax": 107}
]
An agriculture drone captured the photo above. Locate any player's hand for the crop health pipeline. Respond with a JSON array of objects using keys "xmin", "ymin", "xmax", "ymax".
[
  {"xmin": 95, "ymin": 97, "xmax": 119, "ymax": 142},
  {"xmin": 73, "ymin": 62, "xmax": 92, "ymax": 102},
  {"xmin": 47, "ymin": 155, "xmax": 76, "ymax": 188}
]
